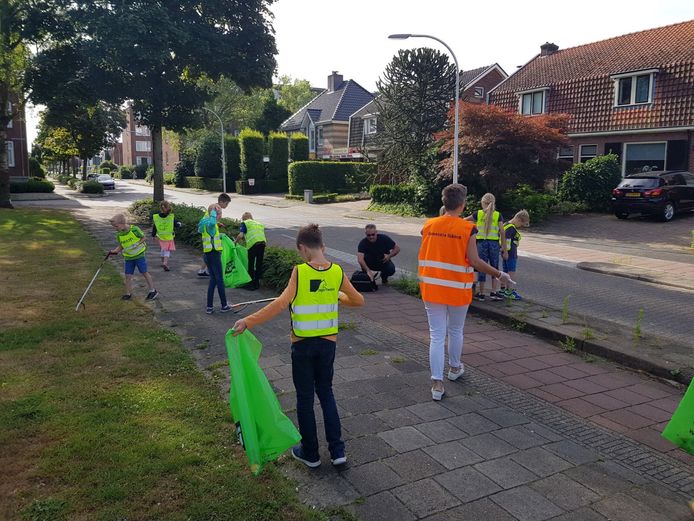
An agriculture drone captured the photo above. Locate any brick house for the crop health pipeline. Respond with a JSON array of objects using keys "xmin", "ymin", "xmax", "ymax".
[
  {"xmin": 5, "ymin": 98, "xmax": 29, "ymax": 179},
  {"xmin": 347, "ymin": 64, "xmax": 508, "ymax": 159},
  {"xmin": 488, "ymin": 20, "xmax": 694, "ymax": 175},
  {"xmin": 280, "ymin": 72, "xmax": 374, "ymax": 159},
  {"xmin": 115, "ymin": 102, "xmax": 179, "ymax": 171}
]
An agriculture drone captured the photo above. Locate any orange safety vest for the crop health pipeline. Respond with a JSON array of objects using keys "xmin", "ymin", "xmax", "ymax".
[{"xmin": 418, "ymin": 215, "xmax": 475, "ymax": 306}]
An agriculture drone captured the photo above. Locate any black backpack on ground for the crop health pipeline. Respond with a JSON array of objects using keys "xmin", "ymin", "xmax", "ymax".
[{"xmin": 350, "ymin": 270, "xmax": 378, "ymax": 292}]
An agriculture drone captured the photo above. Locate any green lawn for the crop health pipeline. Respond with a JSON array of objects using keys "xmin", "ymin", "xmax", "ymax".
[{"xmin": 0, "ymin": 209, "xmax": 314, "ymax": 521}]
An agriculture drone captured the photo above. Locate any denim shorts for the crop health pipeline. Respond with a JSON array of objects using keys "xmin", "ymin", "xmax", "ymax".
[
  {"xmin": 476, "ymin": 240, "xmax": 500, "ymax": 282},
  {"xmin": 124, "ymin": 257, "xmax": 148, "ymax": 275},
  {"xmin": 503, "ymin": 256, "xmax": 518, "ymax": 273}
]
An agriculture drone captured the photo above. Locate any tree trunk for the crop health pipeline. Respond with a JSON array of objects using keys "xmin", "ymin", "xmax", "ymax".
[
  {"xmin": 82, "ymin": 157, "xmax": 88, "ymax": 180},
  {"xmin": 0, "ymin": 128, "xmax": 12, "ymax": 208},
  {"xmin": 151, "ymin": 125, "xmax": 164, "ymax": 202}
]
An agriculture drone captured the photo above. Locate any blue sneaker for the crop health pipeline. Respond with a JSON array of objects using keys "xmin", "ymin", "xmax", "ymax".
[
  {"xmin": 509, "ymin": 290, "xmax": 523, "ymax": 301},
  {"xmin": 291, "ymin": 445, "xmax": 321, "ymax": 468}
]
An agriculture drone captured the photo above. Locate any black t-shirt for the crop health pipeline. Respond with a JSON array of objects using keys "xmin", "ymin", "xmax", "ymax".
[{"xmin": 358, "ymin": 233, "xmax": 396, "ymax": 263}]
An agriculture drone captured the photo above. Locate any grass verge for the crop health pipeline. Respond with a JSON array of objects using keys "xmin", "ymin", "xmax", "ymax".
[{"xmin": 0, "ymin": 209, "xmax": 315, "ymax": 521}]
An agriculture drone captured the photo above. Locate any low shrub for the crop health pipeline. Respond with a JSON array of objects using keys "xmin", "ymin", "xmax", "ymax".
[
  {"xmin": 392, "ymin": 275, "xmax": 421, "ymax": 299},
  {"xmin": 502, "ymin": 184, "xmax": 557, "ymax": 222},
  {"xmin": 549, "ymin": 200, "xmax": 589, "ymax": 215},
  {"xmin": 312, "ymin": 193, "xmax": 338, "ymax": 204},
  {"xmin": 288, "ymin": 161, "xmax": 378, "ymax": 195},
  {"xmin": 117, "ymin": 165, "xmax": 134, "ymax": 179},
  {"xmin": 29, "ymin": 157, "xmax": 46, "ymax": 178},
  {"xmin": 367, "ymin": 202, "xmax": 423, "ymax": 217},
  {"xmin": 174, "ymin": 150, "xmax": 196, "ymax": 187},
  {"xmin": 369, "ymin": 184, "xmax": 417, "ymax": 205},
  {"xmin": 133, "ymin": 163, "xmax": 148, "ymax": 179},
  {"xmin": 262, "ymin": 246, "xmax": 302, "ymax": 292},
  {"xmin": 80, "ymin": 180, "xmax": 104, "ymax": 194},
  {"xmin": 66, "ymin": 177, "xmax": 80, "ymax": 189},
  {"xmin": 9, "ymin": 177, "xmax": 55, "ymax": 193},
  {"xmin": 164, "ymin": 171, "xmax": 175, "ymax": 185},
  {"xmin": 289, "ymin": 132, "xmax": 309, "ymax": 161},
  {"xmin": 186, "ymin": 176, "xmax": 224, "ymax": 192},
  {"xmin": 558, "ymin": 154, "xmax": 621, "ymax": 211},
  {"xmin": 99, "ymin": 159, "xmax": 117, "ymax": 173},
  {"xmin": 284, "ymin": 194, "xmax": 303, "ymax": 201}
]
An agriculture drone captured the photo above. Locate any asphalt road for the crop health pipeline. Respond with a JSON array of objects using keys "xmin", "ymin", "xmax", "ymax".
[{"xmin": 23, "ymin": 181, "xmax": 694, "ymax": 347}]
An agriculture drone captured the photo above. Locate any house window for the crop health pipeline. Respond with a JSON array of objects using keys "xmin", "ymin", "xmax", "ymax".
[
  {"xmin": 135, "ymin": 126, "xmax": 150, "ymax": 136},
  {"xmin": 135, "ymin": 141, "xmax": 152, "ymax": 152},
  {"xmin": 579, "ymin": 145, "xmax": 597, "ymax": 163},
  {"xmin": 136, "ymin": 156, "xmax": 150, "ymax": 165},
  {"xmin": 364, "ymin": 117, "xmax": 377, "ymax": 135},
  {"xmin": 6, "ymin": 102, "xmax": 12, "ymax": 129},
  {"xmin": 309, "ymin": 128, "xmax": 316, "ymax": 152},
  {"xmin": 317, "ymin": 127, "xmax": 324, "ymax": 146},
  {"xmin": 473, "ymin": 86, "xmax": 484, "ymax": 98},
  {"xmin": 520, "ymin": 90, "xmax": 546, "ymax": 115},
  {"xmin": 557, "ymin": 146, "xmax": 574, "ymax": 160},
  {"xmin": 623, "ymin": 142, "xmax": 666, "ymax": 175},
  {"xmin": 7, "ymin": 142, "xmax": 15, "ymax": 168},
  {"xmin": 613, "ymin": 72, "xmax": 655, "ymax": 106}
]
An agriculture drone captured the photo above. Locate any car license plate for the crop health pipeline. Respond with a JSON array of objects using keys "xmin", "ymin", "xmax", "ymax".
[{"xmin": 626, "ymin": 192, "xmax": 641, "ymax": 198}]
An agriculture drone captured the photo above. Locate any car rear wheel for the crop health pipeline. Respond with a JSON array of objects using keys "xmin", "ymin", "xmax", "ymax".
[
  {"xmin": 661, "ymin": 201, "xmax": 675, "ymax": 222},
  {"xmin": 615, "ymin": 211, "xmax": 629, "ymax": 220}
]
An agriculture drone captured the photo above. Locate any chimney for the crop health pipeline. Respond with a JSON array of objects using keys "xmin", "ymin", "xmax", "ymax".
[
  {"xmin": 540, "ymin": 42, "xmax": 559, "ymax": 56},
  {"xmin": 327, "ymin": 71, "xmax": 343, "ymax": 91}
]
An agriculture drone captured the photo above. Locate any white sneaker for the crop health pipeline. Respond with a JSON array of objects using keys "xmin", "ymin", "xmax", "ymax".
[
  {"xmin": 447, "ymin": 365, "xmax": 465, "ymax": 381},
  {"xmin": 432, "ymin": 388, "xmax": 445, "ymax": 401}
]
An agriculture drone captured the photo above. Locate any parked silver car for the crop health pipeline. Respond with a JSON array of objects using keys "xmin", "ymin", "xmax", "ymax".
[{"xmin": 97, "ymin": 174, "xmax": 116, "ymax": 190}]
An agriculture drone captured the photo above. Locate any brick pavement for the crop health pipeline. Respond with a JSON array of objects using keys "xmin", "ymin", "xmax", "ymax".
[{"xmin": 75, "ymin": 210, "xmax": 694, "ymax": 521}]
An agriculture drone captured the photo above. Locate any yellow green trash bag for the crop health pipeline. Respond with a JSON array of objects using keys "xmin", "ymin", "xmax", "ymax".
[
  {"xmin": 225, "ymin": 329, "xmax": 301, "ymax": 474},
  {"xmin": 661, "ymin": 378, "xmax": 694, "ymax": 455},
  {"xmin": 221, "ymin": 234, "xmax": 252, "ymax": 288}
]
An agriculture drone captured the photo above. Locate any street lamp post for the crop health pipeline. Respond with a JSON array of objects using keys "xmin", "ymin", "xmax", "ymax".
[
  {"xmin": 203, "ymin": 107, "xmax": 227, "ymax": 193},
  {"xmin": 388, "ymin": 33, "xmax": 460, "ymax": 185}
]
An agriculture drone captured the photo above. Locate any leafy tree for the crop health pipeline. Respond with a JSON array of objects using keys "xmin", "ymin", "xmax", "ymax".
[
  {"xmin": 40, "ymin": 126, "xmax": 79, "ymax": 174},
  {"xmin": 276, "ymin": 75, "xmax": 316, "ymax": 114},
  {"xmin": 254, "ymin": 96, "xmax": 291, "ymax": 135},
  {"xmin": 436, "ymin": 102, "xmax": 570, "ymax": 195},
  {"xmin": 375, "ymin": 47, "xmax": 456, "ymax": 211},
  {"xmin": 195, "ymin": 132, "xmax": 222, "ymax": 179}
]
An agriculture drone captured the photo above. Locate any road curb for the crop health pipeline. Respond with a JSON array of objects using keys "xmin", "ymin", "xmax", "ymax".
[
  {"xmin": 469, "ymin": 302, "xmax": 692, "ymax": 386},
  {"xmin": 577, "ymin": 262, "xmax": 694, "ymax": 292}
]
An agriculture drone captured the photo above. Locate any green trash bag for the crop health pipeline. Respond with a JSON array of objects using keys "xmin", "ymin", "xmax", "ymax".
[
  {"xmin": 225, "ymin": 329, "xmax": 301, "ymax": 474},
  {"xmin": 662, "ymin": 379, "xmax": 694, "ymax": 455},
  {"xmin": 221, "ymin": 234, "xmax": 252, "ymax": 288}
]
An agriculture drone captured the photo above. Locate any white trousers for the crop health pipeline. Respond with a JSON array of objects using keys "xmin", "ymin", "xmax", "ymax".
[{"xmin": 424, "ymin": 301, "xmax": 469, "ymax": 381}]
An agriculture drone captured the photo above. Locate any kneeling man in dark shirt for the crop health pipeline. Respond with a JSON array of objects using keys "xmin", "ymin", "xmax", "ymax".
[{"xmin": 357, "ymin": 224, "xmax": 400, "ymax": 284}]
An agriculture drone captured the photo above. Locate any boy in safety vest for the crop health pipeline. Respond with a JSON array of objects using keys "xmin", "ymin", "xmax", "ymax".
[
  {"xmin": 499, "ymin": 210, "xmax": 530, "ymax": 300},
  {"xmin": 108, "ymin": 213, "xmax": 158, "ymax": 301},
  {"xmin": 151, "ymin": 200, "xmax": 181, "ymax": 271},
  {"xmin": 197, "ymin": 196, "xmax": 232, "ymax": 314},
  {"xmin": 198, "ymin": 193, "xmax": 231, "ymax": 277},
  {"xmin": 236, "ymin": 212, "xmax": 266, "ymax": 291},
  {"xmin": 232, "ymin": 224, "xmax": 364, "ymax": 468},
  {"xmin": 465, "ymin": 193, "xmax": 508, "ymax": 301}
]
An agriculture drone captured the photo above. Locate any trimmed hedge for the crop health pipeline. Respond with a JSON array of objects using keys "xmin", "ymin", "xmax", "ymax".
[
  {"xmin": 185, "ymin": 176, "xmax": 224, "ymax": 191},
  {"xmin": 10, "ymin": 177, "xmax": 55, "ymax": 193},
  {"xmin": 99, "ymin": 160, "xmax": 117, "ymax": 172},
  {"xmin": 369, "ymin": 184, "xmax": 417, "ymax": 205},
  {"xmin": 225, "ymin": 135, "xmax": 241, "ymax": 189},
  {"xmin": 289, "ymin": 133, "xmax": 309, "ymax": 161},
  {"xmin": 288, "ymin": 161, "xmax": 378, "ymax": 195},
  {"xmin": 29, "ymin": 158, "xmax": 46, "ymax": 178},
  {"xmin": 81, "ymin": 180, "xmax": 104, "ymax": 194},
  {"xmin": 174, "ymin": 150, "xmax": 196, "ymax": 187},
  {"xmin": 268, "ymin": 132, "xmax": 289, "ymax": 180},
  {"xmin": 196, "ymin": 132, "xmax": 222, "ymax": 178},
  {"xmin": 239, "ymin": 128, "xmax": 265, "ymax": 180}
]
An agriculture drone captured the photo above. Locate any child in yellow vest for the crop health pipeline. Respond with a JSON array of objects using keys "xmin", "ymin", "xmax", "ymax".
[
  {"xmin": 151, "ymin": 200, "xmax": 182, "ymax": 271},
  {"xmin": 109, "ymin": 213, "xmax": 158, "ymax": 301},
  {"xmin": 232, "ymin": 224, "xmax": 364, "ymax": 468},
  {"xmin": 236, "ymin": 212, "xmax": 266, "ymax": 290},
  {"xmin": 500, "ymin": 210, "xmax": 530, "ymax": 300}
]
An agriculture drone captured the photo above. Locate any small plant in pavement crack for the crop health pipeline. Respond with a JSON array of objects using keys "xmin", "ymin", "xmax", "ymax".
[
  {"xmin": 633, "ymin": 308, "xmax": 644, "ymax": 342},
  {"xmin": 560, "ymin": 336, "xmax": 576, "ymax": 353},
  {"xmin": 561, "ymin": 296, "xmax": 570, "ymax": 324}
]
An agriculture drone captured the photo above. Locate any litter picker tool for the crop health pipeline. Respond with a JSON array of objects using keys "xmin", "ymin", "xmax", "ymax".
[
  {"xmin": 75, "ymin": 252, "xmax": 112, "ymax": 311},
  {"xmin": 230, "ymin": 297, "xmax": 276, "ymax": 314}
]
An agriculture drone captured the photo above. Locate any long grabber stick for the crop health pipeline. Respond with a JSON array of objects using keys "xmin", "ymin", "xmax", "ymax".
[
  {"xmin": 75, "ymin": 252, "xmax": 112, "ymax": 311},
  {"xmin": 230, "ymin": 297, "xmax": 277, "ymax": 314}
]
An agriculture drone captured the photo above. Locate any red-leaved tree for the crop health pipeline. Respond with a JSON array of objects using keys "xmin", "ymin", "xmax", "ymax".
[{"xmin": 436, "ymin": 102, "xmax": 570, "ymax": 195}]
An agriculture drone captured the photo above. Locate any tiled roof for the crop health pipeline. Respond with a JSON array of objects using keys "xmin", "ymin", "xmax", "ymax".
[
  {"xmin": 489, "ymin": 20, "xmax": 694, "ymax": 134},
  {"xmin": 460, "ymin": 65, "xmax": 493, "ymax": 87},
  {"xmin": 349, "ymin": 99, "xmax": 379, "ymax": 119},
  {"xmin": 280, "ymin": 80, "xmax": 374, "ymax": 131}
]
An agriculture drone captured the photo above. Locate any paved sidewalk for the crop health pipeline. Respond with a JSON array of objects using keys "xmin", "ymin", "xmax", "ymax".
[{"xmin": 74, "ymin": 209, "xmax": 694, "ymax": 521}]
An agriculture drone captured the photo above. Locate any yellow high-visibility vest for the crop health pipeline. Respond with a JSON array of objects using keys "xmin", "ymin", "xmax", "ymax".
[
  {"xmin": 117, "ymin": 226, "xmax": 146, "ymax": 259},
  {"xmin": 153, "ymin": 213, "xmax": 175, "ymax": 241},
  {"xmin": 201, "ymin": 212, "xmax": 222, "ymax": 252},
  {"xmin": 244, "ymin": 219, "xmax": 266, "ymax": 248},
  {"xmin": 476, "ymin": 210, "xmax": 501, "ymax": 240},
  {"xmin": 290, "ymin": 263, "xmax": 343, "ymax": 337}
]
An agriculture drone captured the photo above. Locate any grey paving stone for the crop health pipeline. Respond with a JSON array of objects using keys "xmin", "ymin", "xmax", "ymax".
[
  {"xmin": 435, "ymin": 466, "xmax": 502, "ymax": 502},
  {"xmin": 296, "ymin": 474, "xmax": 361, "ymax": 509},
  {"xmin": 347, "ymin": 435, "xmax": 397, "ymax": 466},
  {"xmin": 379, "ymin": 426, "xmax": 435, "ymax": 452},
  {"xmin": 564, "ymin": 462, "xmax": 644, "ymax": 497},
  {"xmin": 407, "ymin": 401, "xmax": 455, "ymax": 421},
  {"xmin": 494, "ymin": 425, "xmax": 548, "ymax": 449},
  {"xmin": 339, "ymin": 395, "xmax": 382, "ymax": 415},
  {"xmin": 523, "ymin": 423, "xmax": 563, "ymax": 443},
  {"xmin": 479, "ymin": 407, "xmax": 531, "ymax": 427},
  {"xmin": 511, "ymin": 447, "xmax": 573, "ymax": 477},
  {"xmin": 593, "ymin": 493, "xmax": 673, "ymax": 521},
  {"xmin": 348, "ymin": 491, "xmax": 416, "ymax": 521},
  {"xmin": 449, "ymin": 412, "xmax": 502, "ymax": 436},
  {"xmin": 491, "ymin": 485, "xmax": 564, "ymax": 521},
  {"xmin": 423, "ymin": 440, "xmax": 484, "ymax": 470},
  {"xmin": 548, "ymin": 508, "xmax": 607, "ymax": 521},
  {"xmin": 625, "ymin": 483, "xmax": 694, "ymax": 520},
  {"xmin": 424, "ymin": 498, "xmax": 517, "ymax": 521},
  {"xmin": 343, "ymin": 460, "xmax": 404, "ymax": 496},
  {"xmin": 474, "ymin": 456, "xmax": 539, "ymax": 489},
  {"xmin": 543, "ymin": 440, "xmax": 600, "ymax": 466},
  {"xmin": 414, "ymin": 419, "xmax": 467, "ymax": 443},
  {"xmin": 371, "ymin": 391, "xmax": 417, "ymax": 409},
  {"xmin": 440, "ymin": 394, "xmax": 498, "ymax": 415},
  {"xmin": 341, "ymin": 414, "xmax": 389, "ymax": 437},
  {"xmin": 461, "ymin": 433, "xmax": 517, "ymax": 459},
  {"xmin": 393, "ymin": 478, "xmax": 461, "ymax": 518},
  {"xmin": 374, "ymin": 407, "xmax": 422, "ymax": 428},
  {"xmin": 529, "ymin": 473, "xmax": 600, "ymax": 511},
  {"xmin": 384, "ymin": 449, "xmax": 446, "ymax": 481}
]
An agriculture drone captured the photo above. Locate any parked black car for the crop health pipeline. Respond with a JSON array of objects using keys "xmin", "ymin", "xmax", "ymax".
[{"xmin": 611, "ymin": 170, "xmax": 694, "ymax": 221}]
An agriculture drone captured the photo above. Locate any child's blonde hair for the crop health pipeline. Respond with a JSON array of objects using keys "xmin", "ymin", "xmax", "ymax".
[
  {"xmin": 109, "ymin": 213, "xmax": 127, "ymax": 225},
  {"xmin": 159, "ymin": 200, "xmax": 172, "ymax": 214},
  {"xmin": 242, "ymin": 212, "xmax": 253, "ymax": 220},
  {"xmin": 480, "ymin": 193, "xmax": 496, "ymax": 237},
  {"xmin": 513, "ymin": 209, "xmax": 530, "ymax": 227}
]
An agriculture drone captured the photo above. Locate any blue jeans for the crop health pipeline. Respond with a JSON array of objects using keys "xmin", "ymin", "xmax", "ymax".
[
  {"xmin": 476, "ymin": 240, "xmax": 500, "ymax": 282},
  {"xmin": 204, "ymin": 250, "xmax": 227, "ymax": 308},
  {"xmin": 291, "ymin": 337, "xmax": 344, "ymax": 460}
]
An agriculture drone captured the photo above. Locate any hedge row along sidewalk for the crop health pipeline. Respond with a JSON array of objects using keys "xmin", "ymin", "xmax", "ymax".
[{"xmin": 0, "ymin": 209, "xmax": 315, "ymax": 521}]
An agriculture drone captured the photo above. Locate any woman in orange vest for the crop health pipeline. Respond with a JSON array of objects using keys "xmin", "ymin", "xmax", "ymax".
[{"xmin": 419, "ymin": 184, "xmax": 514, "ymax": 401}]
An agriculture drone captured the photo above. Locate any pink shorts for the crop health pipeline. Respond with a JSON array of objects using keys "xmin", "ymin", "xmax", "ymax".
[{"xmin": 158, "ymin": 239, "xmax": 176, "ymax": 252}]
